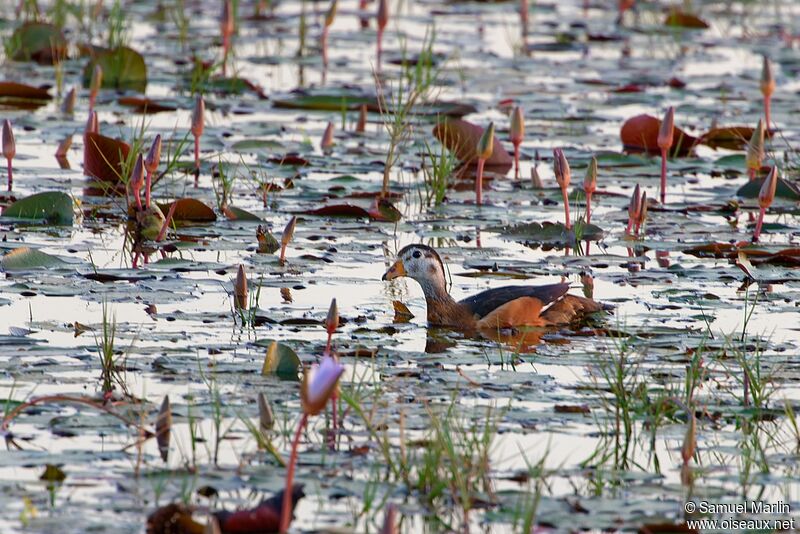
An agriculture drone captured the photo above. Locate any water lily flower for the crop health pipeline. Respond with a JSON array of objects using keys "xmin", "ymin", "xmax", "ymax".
[
  {"xmin": 3, "ymin": 120, "xmax": 15, "ymax": 191},
  {"xmin": 89, "ymin": 64, "xmax": 103, "ymax": 113},
  {"xmin": 753, "ymin": 165, "xmax": 778, "ymax": 242},
  {"xmin": 760, "ymin": 56, "xmax": 775, "ymax": 127},
  {"xmin": 509, "ymin": 106, "xmax": 524, "ymax": 180},
  {"xmin": 745, "ymin": 119, "xmax": 765, "ymax": 181},
  {"xmin": 376, "ymin": 0, "xmax": 389, "ymax": 70},
  {"xmin": 657, "ymin": 106, "xmax": 674, "ymax": 204},
  {"xmin": 144, "ymin": 135, "xmax": 161, "ymax": 208},
  {"xmin": 626, "ymin": 183, "xmax": 641, "ymax": 235},
  {"xmin": 553, "ymin": 148, "xmax": 571, "ymax": 229},
  {"xmin": 475, "ymin": 122, "xmax": 494, "ymax": 205},
  {"xmin": 583, "ymin": 155, "xmax": 597, "ymax": 224},
  {"xmin": 130, "ymin": 153, "xmax": 145, "ymax": 211},
  {"xmin": 191, "ymin": 94, "xmax": 205, "ymax": 174}
]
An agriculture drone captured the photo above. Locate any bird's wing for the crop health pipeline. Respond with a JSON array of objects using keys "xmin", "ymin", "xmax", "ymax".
[{"xmin": 459, "ymin": 283, "xmax": 570, "ymax": 319}]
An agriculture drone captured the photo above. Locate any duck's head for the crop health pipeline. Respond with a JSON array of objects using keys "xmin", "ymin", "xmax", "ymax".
[{"xmin": 382, "ymin": 244, "xmax": 447, "ymax": 294}]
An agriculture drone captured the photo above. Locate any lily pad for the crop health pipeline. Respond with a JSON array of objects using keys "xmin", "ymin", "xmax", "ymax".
[
  {"xmin": 620, "ymin": 114, "xmax": 698, "ymax": 157},
  {"xmin": 736, "ymin": 176, "xmax": 800, "ymax": 200},
  {"xmin": 496, "ymin": 221, "xmax": 605, "ymax": 245},
  {"xmin": 0, "ymin": 81, "xmax": 52, "ymax": 109},
  {"xmin": 7, "ymin": 22, "xmax": 67, "ymax": 64},
  {"xmin": 157, "ymin": 198, "xmax": 217, "ymax": 223},
  {"xmin": 83, "ymin": 46, "xmax": 148, "ymax": 92},
  {"xmin": 261, "ymin": 340, "xmax": 301, "ymax": 379},
  {"xmin": 433, "ymin": 118, "xmax": 513, "ymax": 166},
  {"xmin": 3, "ymin": 191, "xmax": 73, "ymax": 225},
  {"xmin": 84, "ymin": 132, "xmax": 131, "ymax": 183},
  {"xmin": 1, "ymin": 247, "xmax": 67, "ymax": 271}
]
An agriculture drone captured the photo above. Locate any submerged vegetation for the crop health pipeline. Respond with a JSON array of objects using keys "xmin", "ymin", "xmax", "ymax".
[{"xmin": 0, "ymin": 0, "xmax": 799, "ymax": 533}]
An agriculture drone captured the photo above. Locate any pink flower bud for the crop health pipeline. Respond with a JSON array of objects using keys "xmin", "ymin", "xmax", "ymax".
[
  {"xmin": 234, "ymin": 264, "xmax": 248, "ymax": 310},
  {"xmin": 377, "ymin": 0, "xmax": 389, "ymax": 31},
  {"xmin": 552, "ymin": 148, "xmax": 571, "ymax": 189},
  {"xmin": 301, "ymin": 356, "xmax": 345, "ymax": 416},
  {"xmin": 321, "ymin": 122, "xmax": 335, "ymax": 151},
  {"xmin": 510, "ymin": 106, "xmax": 524, "ymax": 145},
  {"xmin": 2, "ymin": 120, "xmax": 15, "ymax": 161},
  {"xmin": 758, "ymin": 165, "xmax": 778, "ymax": 210},
  {"xmin": 760, "ymin": 56, "xmax": 775, "ymax": 98},
  {"xmin": 326, "ymin": 298, "xmax": 339, "ymax": 336},
  {"xmin": 145, "ymin": 134, "xmax": 162, "ymax": 174},
  {"xmin": 476, "ymin": 122, "xmax": 495, "ymax": 161},
  {"xmin": 657, "ymin": 106, "xmax": 674, "ymax": 152},
  {"xmin": 192, "ymin": 95, "xmax": 205, "ymax": 138},
  {"xmin": 583, "ymin": 155, "xmax": 597, "ymax": 194}
]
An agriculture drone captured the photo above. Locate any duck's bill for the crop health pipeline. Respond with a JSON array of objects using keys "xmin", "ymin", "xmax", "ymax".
[{"xmin": 382, "ymin": 260, "xmax": 406, "ymax": 281}]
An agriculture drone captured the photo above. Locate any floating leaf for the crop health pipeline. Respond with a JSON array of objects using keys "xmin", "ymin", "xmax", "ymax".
[
  {"xmin": 554, "ymin": 404, "xmax": 591, "ymax": 414},
  {"xmin": 157, "ymin": 198, "xmax": 217, "ymax": 223},
  {"xmin": 0, "ymin": 81, "xmax": 51, "ymax": 109},
  {"xmin": 225, "ymin": 205, "xmax": 263, "ymax": 221},
  {"xmin": 433, "ymin": 118, "xmax": 513, "ymax": 166},
  {"xmin": 84, "ymin": 132, "xmax": 131, "ymax": 183},
  {"xmin": 301, "ymin": 199, "xmax": 401, "ymax": 222},
  {"xmin": 117, "ymin": 96, "xmax": 177, "ymax": 113},
  {"xmin": 620, "ymin": 114, "xmax": 697, "ymax": 157},
  {"xmin": 273, "ymin": 89, "xmax": 474, "ymax": 117},
  {"xmin": 8, "ymin": 22, "xmax": 67, "ymax": 64},
  {"xmin": 664, "ymin": 10, "xmax": 709, "ymax": 29},
  {"xmin": 736, "ymin": 176, "xmax": 800, "ymax": 201},
  {"xmin": 1, "ymin": 247, "xmax": 67, "ymax": 271},
  {"xmin": 497, "ymin": 221, "xmax": 605, "ymax": 245},
  {"xmin": 261, "ymin": 341, "xmax": 301, "ymax": 379},
  {"xmin": 3, "ymin": 191, "xmax": 73, "ymax": 225},
  {"xmin": 83, "ymin": 46, "xmax": 148, "ymax": 92}
]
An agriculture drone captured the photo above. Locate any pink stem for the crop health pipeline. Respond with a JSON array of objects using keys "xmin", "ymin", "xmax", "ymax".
[
  {"xmin": 585, "ymin": 192, "xmax": 592, "ymax": 224},
  {"xmin": 753, "ymin": 206, "xmax": 766, "ymax": 242},
  {"xmin": 6, "ymin": 158, "xmax": 12, "ymax": 191},
  {"xmin": 194, "ymin": 135, "xmax": 200, "ymax": 172},
  {"xmin": 660, "ymin": 148, "xmax": 667, "ymax": 204},
  {"xmin": 156, "ymin": 202, "xmax": 178, "ymax": 242},
  {"xmin": 223, "ymin": 35, "xmax": 230, "ymax": 76},
  {"xmin": 625, "ymin": 217, "xmax": 633, "ymax": 235},
  {"xmin": 134, "ymin": 189, "xmax": 143, "ymax": 211},
  {"xmin": 764, "ymin": 96, "xmax": 771, "ymax": 129},
  {"xmin": 561, "ymin": 186, "xmax": 571, "ymax": 229},
  {"xmin": 476, "ymin": 158, "xmax": 485, "ymax": 205},
  {"xmin": 145, "ymin": 169, "xmax": 153, "ymax": 208},
  {"xmin": 322, "ymin": 27, "xmax": 328, "ymax": 71},
  {"xmin": 280, "ymin": 413, "xmax": 308, "ymax": 534},
  {"xmin": 513, "ymin": 142, "xmax": 520, "ymax": 180}
]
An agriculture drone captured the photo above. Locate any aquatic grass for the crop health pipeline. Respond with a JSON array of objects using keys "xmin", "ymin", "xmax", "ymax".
[
  {"xmin": 419, "ymin": 135, "xmax": 457, "ymax": 207},
  {"xmin": 94, "ymin": 302, "xmax": 126, "ymax": 397}
]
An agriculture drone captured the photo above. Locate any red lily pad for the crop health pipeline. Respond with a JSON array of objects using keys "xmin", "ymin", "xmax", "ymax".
[
  {"xmin": 157, "ymin": 198, "xmax": 217, "ymax": 223},
  {"xmin": 83, "ymin": 133, "xmax": 131, "ymax": 183},
  {"xmin": 118, "ymin": 96, "xmax": 177, "ymax": 114},
  {"xmin": 664, "ymin": 10, "xmax": 710, "ymax": 29},
  {"xmin": 0, "ymin": 81, "xmax": 51, "ymax": 109},
  {"xmin": 301, "ymin": 198, "xmax": 401, "ymax": 222},
  {"xmin": 620, "ymin": 114, "xmax": 698, "ymax": 157},
  {"xmin": 432, "ymin": 118, "xmax": 513, "ymax": 166}
]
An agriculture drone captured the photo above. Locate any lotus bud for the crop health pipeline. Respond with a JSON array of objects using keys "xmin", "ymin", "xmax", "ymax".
[
  {"xmin": 321, "ymin": 121, "xmax": 334, "ymax": 151},
  {"xmin": 356, "ymin": 104, "xmax": 367, "ymax": 133},
  {"xmin": 377, "ymin": 0, "xmax": 388, "ymax": 31},
  {"xmin": 300, "ymin": 356, "xmax": 345, "ymax": 416},
  {"xmin": 326, "ymin": 298, "xmax": 339, "ymax": 336},
  {"xmin": 476, "ymin": 122, "xmax": 495, "ymax": 161},
  {"xmin": 258, "ymin": 392, "xmax": 274, "ymax": 432},
  {"xmin": 552, "ymin": 148, "xmax": 570, "ymax": 189},
  {"xmin": 758, "ymin": 166, "xmax": 778, "ymax": 210},
  {"xmin": 145, "ymin": 135, "xmax": 162, "ymax": 175},
  {"xmin": 234, "ymin": 264, "xmax": 248, "ymax": 310},
  {"xmin": 657, "ymin": 106, "xmax": 674, "ymax": 152},
  {"xmin": 760, "ymin": 56, "xmax": 775, "ymax": 99},
  {"xmin": 510, "ymin": 106, "xmax": 524, "ymax": 145},
  {"xmin": 745, "ymin": 120, "xmax": 765, "ymax": 179},
  {"xmin": 2, "ymin": 120, "xmax": 15, "ymax": 161},
  {"xmin": 85, "ymin": 110, "xmax": 99, "ymax": 136},
  {"xmin": 130, "ymin": 154, "xmax": 145, "ymax": 211},
  {"xmin": 62, "ymin": 87, "xmax": 76, "ymax": 115},
  {"xmin": 279, "ymin": 215, "xmax": 297, "ymax": 265},
  {"xmin": 583, "ymin": 156, "xmax": 597, "ymax": 194},
  {"xmin": 681, "ymin": 413, "xmax": 696, "ymax": 464},
  {"xmin": 325, "ymin": 0, "xmax": 337, "ymax": 27},
  {"xmin": 191, "ymin": 95, "xmax": 205, "ymax": 138},
  {"xmin": 626, "ymin": 183, "xmax": 641, "ymax": 234},
  {"xmin": 89, "ymin": 64, "xmax": 103, "ymax": 111}
]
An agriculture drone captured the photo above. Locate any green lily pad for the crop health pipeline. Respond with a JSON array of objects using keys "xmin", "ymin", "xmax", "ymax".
[
  {"xmin": 1, "ymin": 247, "xmax": 67, "ymax": 271},
  {"xmin": 3, "ymin": 191, "xmax": 73, "ymax": 225},
  {"xmin": 261, "ymin": 340, "xmax": 301, "ymax": 380},
  {"xmin": 83, "ymin": 46, "xmax": 147, "ymax": 92},
  {"xmin": 736, "ymin": 176, "xmax": 800, "ymax": 200},
  {"xmin": 7, "ymin": 22, "xmax": 67, "ymax": 64},
  {"xmin": 496, "ymin": 221, "xmax": 605, "ymax": 244}
]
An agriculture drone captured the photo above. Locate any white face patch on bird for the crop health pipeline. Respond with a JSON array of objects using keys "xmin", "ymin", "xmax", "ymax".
[{"xmin": 382, "ymin": 245, "xmax": 447, "ymax": 293}]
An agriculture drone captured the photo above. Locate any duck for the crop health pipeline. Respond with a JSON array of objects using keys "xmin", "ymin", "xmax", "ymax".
[{"xmin": 382, "ymin": 244, "xmax": 609, "ymax": 332}]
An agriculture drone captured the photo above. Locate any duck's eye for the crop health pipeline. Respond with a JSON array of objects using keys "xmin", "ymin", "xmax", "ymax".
[{"xmin": 412, "ymin": 250, "xmax": 422, "ymax": 259}]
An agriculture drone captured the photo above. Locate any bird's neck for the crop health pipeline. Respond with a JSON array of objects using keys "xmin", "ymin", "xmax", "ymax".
[
  {"xmin": 417, "ymin": 278, "xmax": 474, "ymax": 328},
  {"xmin": 417, "ymin": 277, "xmax": 452, "ymax": 305}
]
